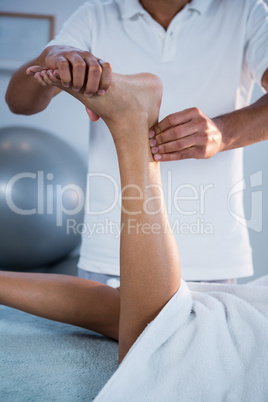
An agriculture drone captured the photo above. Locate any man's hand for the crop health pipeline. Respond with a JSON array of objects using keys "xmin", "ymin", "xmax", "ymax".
[
  {"xmin": 25, "ymin": 45, "xmax": 112, "ymax": 120},
  {"xmin": 26, "ymin": 46, "xmax": 112, "ymax": 97},
  {"xmin": 149, "ymin": 107, "xmax": 223, "ymax": 161},
  {"xmin": 149, "ymin": 68, "xmax": 268, "ymax": 162}
]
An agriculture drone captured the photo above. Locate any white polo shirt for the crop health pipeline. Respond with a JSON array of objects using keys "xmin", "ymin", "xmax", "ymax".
[{"xmin": 48, "ymin": 0, "xmax": 268, "ymax": 280}]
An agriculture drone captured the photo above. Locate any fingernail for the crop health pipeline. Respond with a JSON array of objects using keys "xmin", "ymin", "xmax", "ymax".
[
  {"xmin": 149, "ymin": 139, "xmax": 156, "ymax": 147},
  {"xmin": 85, "ymin": 93, "xmax": 93, "ymax": 97},
  {"xmin": 97, "ymin": 89, "xmax": 106, "ymax": 95},
  {"xmin": 154, "ymin": 154, "xmax": 162, "ymax": 161},
  {"xmin": 152, "ymin": 147, "xmax": 159, "ymax": 154},
  {"xmin": 73, "ymin": 87, "xmax": 80, "ymax": 92},
  {"xmin": 149, "ymin": 130, "xmax": 155, "ymax": 138},
  {"xmin": 63, "ymin": 83, "xmax": 70, "ymax": 88}
]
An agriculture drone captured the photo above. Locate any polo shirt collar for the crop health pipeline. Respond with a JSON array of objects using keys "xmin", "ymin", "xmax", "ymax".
[
  {"xmin": 115, "ymin": 0, "xmax": 211, "ymax": 19},
  {"xmin": 115, "ymin": 0, "xmax": 146, "ymax": 19},
  {"xmin": 187, "ymin": 0, "xmax": 211, "ymax": 15}
]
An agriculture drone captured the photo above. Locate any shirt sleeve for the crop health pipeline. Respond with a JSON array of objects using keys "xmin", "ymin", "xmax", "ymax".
[
  {"xmin": 46, "ymin": 2, "xmax": 94, "ymax": 52},
  {"xmin": 244, "ymin": 0, "xmax": 268, "ymax": 87}
]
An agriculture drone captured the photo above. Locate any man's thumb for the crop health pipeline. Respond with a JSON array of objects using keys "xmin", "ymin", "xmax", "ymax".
[{"xmin": 86, "ymin": 107, "xmax": 100, "ymax": 121}]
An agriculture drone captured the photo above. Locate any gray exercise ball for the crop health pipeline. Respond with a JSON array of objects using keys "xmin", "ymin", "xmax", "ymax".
[{"xmin": 0, "ymin": 126, "xmax": 86, "ymax": 269}]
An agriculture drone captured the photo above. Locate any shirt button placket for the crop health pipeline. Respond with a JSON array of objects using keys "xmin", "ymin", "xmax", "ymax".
[{"xmin": 162, "ymin": 29, "xmax": 176, "ymax": 62}]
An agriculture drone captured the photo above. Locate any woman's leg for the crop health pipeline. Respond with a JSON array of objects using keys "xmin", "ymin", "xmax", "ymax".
[
  {"xmin": 105, "ymin": 76, "xmax": 181, "ymax": 362},
  {"xmin": 114, "ymin": 102, "xmax": 181, "ymax": 362},
  {"xmin": 40, "ymin": 71, "xmax": 181, "ymax": 362}
]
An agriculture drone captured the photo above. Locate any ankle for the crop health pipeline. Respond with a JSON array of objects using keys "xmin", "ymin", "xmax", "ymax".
[
  {"xmin": 108, "ymin": 113, "xmax": 150, "ymax": 154},
  {"xmin": 107, "ymin": 111, "xmax": 149, "ymax": 132}
]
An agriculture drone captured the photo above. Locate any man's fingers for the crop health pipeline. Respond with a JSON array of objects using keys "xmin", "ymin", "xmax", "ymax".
[
  {"xmin": 151, "ymin": 122, "xmax": 197, "ymax": 147},
  {"xmin": 84, "ymin": 59, "xmax": 102, "ymax": 96},
  {"xmin": 151, "ymin": 108, "xmax": 223, "ymax": 162},
  {"xmin": 53, "ymin": 69, "xmax": 61, "ymax": 80},
  {"xmin": 151, "ymin": 133, "xmax": 201, "ymax": 155},
  {"xmin": 55, "ymin": 56, "xmax": 72, "ymax": 87},
  {"xmin": 153, "ymin": 147, "xmax": 200, "ymax": 162},
  {"xmin": 66, "ymin": 54, "xmax": 86, "ymax": 91},
  {"xmin": 97, "ymin": 59, "xmax": 112, "ymax": 95},
  {"xmin": 44, "ymin": 47, "xmax": 112, "ymax": 95},
  {"xmin": 151, "ymin": 108, "xmax": 196, "ymax": 136}
]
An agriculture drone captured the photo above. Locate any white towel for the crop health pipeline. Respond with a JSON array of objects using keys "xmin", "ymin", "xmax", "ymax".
[{"xmin": 94, "ymin": 276, "xmax": 268, "ymax": 401}]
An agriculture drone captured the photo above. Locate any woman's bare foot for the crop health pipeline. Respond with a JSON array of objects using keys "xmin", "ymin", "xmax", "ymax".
[{"xmin": 27, "ymin": 67, "xmax": 163, "ymax": 152}]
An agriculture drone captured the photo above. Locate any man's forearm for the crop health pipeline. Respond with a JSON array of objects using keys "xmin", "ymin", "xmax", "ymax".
[
  {"xmin": 215, "ymin": 92, "xmax": 268, "ymax": 152},
  {"xmin": 5, "ymin": 48, "xmax": 57, "ymax": 115}
]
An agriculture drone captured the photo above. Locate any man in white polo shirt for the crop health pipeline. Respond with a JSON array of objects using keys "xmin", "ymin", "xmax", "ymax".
[{"xmin": 6, "ymin": 0, "xmax": 268, "ymax": 285}]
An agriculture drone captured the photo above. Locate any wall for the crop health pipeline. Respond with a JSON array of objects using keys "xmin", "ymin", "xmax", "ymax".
[
  {"xmin": 241, "ymin": 86, "xmax": 268, "ymax": 282},
  {"xmin": 0, "ymin": 0, "xmax": 268, "ymax": 281},
  {"xmin": 0, "ymin": 0, "xmax": 89, "ymax": 164}
]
